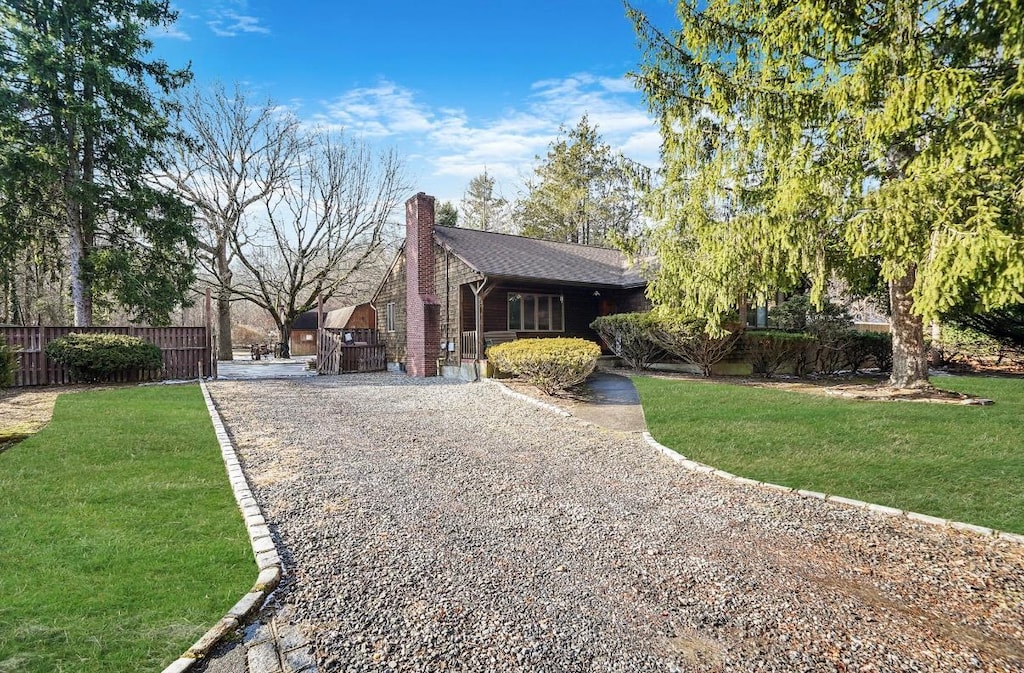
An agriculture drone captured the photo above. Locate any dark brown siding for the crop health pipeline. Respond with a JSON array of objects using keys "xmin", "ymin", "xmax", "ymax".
[
  {"xmin": 477, "ymin": 284, "xmax": 606, "ymax": 345},
  {"xmin": 436, "ymin": 247, "xmax": 482, "ymax": 365},
  {"xmin": 347, "ymin": 304, "xmax": 376, "ymax": 329},
  {"xmin": 374, "ymin": 252, "xmax": 408, "ymax": 366}
]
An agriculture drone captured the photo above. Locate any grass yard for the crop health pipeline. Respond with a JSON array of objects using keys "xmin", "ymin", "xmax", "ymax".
[
  {"xmin": 635, "ymin": 375, "xmax": 1024, "ymax": 534},
  {"xmin": 0, "ymin": 385, "xmax": 253, "ymax": 673}
]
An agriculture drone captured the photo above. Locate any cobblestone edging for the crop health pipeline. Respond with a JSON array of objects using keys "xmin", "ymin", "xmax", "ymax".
[
  {"xmin": 485, "ymin": 378, "xmax": 572, "ymax": 417},
  {"xmin": 641, "ymin": 431, "xmax": 1024, "ymax": 546},
  {"xmin": 160, "ymin": 381, "xmax": 284, "ymax": 673},
  {"xmin": 488, "ymin": 377, "xmax": 1023, "ymax": 547}
]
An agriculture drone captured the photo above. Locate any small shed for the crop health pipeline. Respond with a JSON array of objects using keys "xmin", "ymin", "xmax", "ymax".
[
  {"xmin": 289, "ymin": 310, "xmax": 320, "ymax": 356},
  {"xmin": 324, "ymin": 304, "xmax": 376, "ymax": 330},
  {"xmin": 289, "ymin": 304, "xmax": 377, "ymax": 356}
]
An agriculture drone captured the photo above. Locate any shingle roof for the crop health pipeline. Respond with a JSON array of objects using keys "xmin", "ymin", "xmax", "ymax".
[
  {"xmin": 292, "ymin": 310, "xmax": 319, "ymax": 330},
  {"xmin": 433, "ymin": 227, "xmax": 645, "ymax": 288}
]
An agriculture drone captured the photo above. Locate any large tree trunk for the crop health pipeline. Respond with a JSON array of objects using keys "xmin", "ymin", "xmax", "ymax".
[
  {"xmin": 216, "ymin": 247, "xmax": 234, "ymax": 360},
  {"xmin": 68, "ymin": 212, "xmax": 91, "ymax": 327},
  {"xmin": 277, "ymin": 323, "xmax": 291, "ymax": 359},
  {"xmin": 217, "ymin": 291, "xmax": 233, "ymax": 360},
  {"xmin": 888, "ymin": 268, "xmax": 930, "ymax": 388}
]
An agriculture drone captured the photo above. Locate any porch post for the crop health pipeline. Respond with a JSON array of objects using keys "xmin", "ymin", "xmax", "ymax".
[{"xmin": 469, "ymin": 278, "xmax": 491, "ymax": 363}]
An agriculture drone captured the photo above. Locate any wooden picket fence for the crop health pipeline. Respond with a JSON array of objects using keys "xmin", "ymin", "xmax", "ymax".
[
  {"xmin": 317, "ymin": 328, "xmax": 386, "ymax": 375},
  {"xmin": 1, "ymin": 325, "xmax": 213, "ymax": 387}
]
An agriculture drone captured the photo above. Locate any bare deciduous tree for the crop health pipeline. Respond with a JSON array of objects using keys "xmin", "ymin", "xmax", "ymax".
[
  {"xmin": 231, "ymin": 132, "xmax": 407, "ymax": 357},
  {"xmin": 157, "ymin": 82, "xmax": 305, "ymax": 359}
]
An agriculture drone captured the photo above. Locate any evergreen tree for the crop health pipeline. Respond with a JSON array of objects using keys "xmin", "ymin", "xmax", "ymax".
[
  {"xmin": 461, "ymin": 170, "xmax": 508, "ymax": 232},
  {"xmin": 436, "ymin": 200, "xmax": 459, "ymax": 227},
  {"xmin": 0, "ymin": 0, "xmax": 195, "ymax": 326},
  {"xmin": 629, "ymin": 0, "xmax": 1024, "ymax": 387},
  {"xmin": 518, "ymin": 115, "xmax": 644, "ymax": 246}
]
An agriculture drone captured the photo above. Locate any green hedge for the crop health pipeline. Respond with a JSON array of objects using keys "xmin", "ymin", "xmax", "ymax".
[
  {"xmin": 846, "ymin": 331, "xmax": 893, "ymax": 373},
  {"xmin": 650, "ymin": 314, "xmax": 740, "ymax": 377},
  {"xmin": 742, "ymin": 330, "xmax": 816, "ymax": 378},
  {"xmin": 0, "ymin": 342, "xmax": 19, "ymax": 388},
  {"xmin": 487, "ymin": 337, "xmax": 601, "ymax": 395},
  {"xmin": 45, "ymin": 333, "xmax": 163, "ymax": 383},
  {"xmin": 589, "ymin": 312, "xmax": 663, "ymax": 370}
]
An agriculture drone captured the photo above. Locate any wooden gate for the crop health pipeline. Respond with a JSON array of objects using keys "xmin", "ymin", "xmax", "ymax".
[
  {"xmin": 1, "ymin": 325, "xmax": 213, "ymax": 387},
  {"xmin": 317, "ymin": 328, "xmax": 386, "ymax": 375}
]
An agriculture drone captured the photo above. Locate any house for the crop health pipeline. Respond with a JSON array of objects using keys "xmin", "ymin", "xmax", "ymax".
[
  {"xmin": 290, "ymin": 303, "xmax": 375, "ymax": 356},
  {"xmin": 371, "ymin": 192, "xmax": 648, "ymax": 378}
]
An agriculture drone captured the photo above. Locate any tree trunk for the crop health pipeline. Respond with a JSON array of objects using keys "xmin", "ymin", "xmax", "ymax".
[
  {"xmin": 217, "ymin": 291, "xmax": 233, "ymax": 360},
  {"xmin": 216, "ymin": 244, "xmax": 234, "ymax": 359},
  {"xmin": 68, "ymin": 210, "xmax": 91, "ymax": 327},
  {"xmin": 278, "ymin": 324, "xmax": 291, "ymax": 359},
  {"xmin": 888, "ymin": 268, "xmax": 929, "ymax": 388}
]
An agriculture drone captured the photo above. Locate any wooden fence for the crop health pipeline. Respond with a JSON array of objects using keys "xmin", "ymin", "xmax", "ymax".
[
  {"xmin": 317, "ymin": 328, "xmax": 386, "ymax": 375},
  {"xmin": 1, "ymin": 326, "xmax": 213, "ymax": 387}
]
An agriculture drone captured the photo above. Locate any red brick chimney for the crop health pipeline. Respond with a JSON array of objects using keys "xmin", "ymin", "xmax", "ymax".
[{"xmin": 405, "ymin": 192, "xmax": 440, "ymax": 377}]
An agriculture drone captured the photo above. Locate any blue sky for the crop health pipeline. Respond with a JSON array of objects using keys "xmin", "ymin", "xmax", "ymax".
[{"xmin": 150, "ymin": 0, "xmax": 678, "ymax": 204}]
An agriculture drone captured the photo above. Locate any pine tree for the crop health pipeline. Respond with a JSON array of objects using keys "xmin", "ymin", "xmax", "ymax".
[
  {"xmin": 461, "ymin": 170, "xmax": 507, "ymax": 232},
  {"xmin": 436, "ymin": 201, "xmax": 459, "ymax": 227},
  {"xmin": 0, "ymin": 0, "xmax": 195, "ymax": 326},
  {"xmin": 629, "ymin": 0, "xmax": 1024, "ymax": 387},
  {"xmin": 518, "ymin": 115, "xmax": 644, "ymax": 246}
]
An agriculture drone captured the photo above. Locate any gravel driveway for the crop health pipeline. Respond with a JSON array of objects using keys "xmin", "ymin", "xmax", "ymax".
[{"xmin": 208, "ymin": 374, "xmax": 1024, "ymax": 672}]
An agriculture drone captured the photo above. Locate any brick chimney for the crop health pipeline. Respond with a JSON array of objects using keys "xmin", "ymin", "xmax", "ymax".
[{"xmin": 405, "ymin": 192, "xmax": 440, "ymax": 377}]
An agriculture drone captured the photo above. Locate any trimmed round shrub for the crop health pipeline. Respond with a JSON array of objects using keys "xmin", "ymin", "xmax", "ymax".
[
  {"xmin": 590, "ymin": 312, "xmax": 664, "ymax": 370},
  {"xmin": 487, "ymin": 337, "xmax": 601, "ymax": 395},
  {"xmin": 45, "ymin": 332, "xmax": 164, "ymax": 382}
]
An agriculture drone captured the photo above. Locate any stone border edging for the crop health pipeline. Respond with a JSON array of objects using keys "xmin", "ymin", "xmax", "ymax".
[
  {"xmin": 161, "ymin": 380, "xmax": 283, "ymax": 673},
  {"xmin": 485, "ymin": 378, "xmax": 1022, "ymax": 545},
  {"xmin": 485, "ymin": 379, "xmax": 572, "ymax": 417},
  {"xmin": 641, "ymin": 431, "xmax": 1024, "ymax": 546}
]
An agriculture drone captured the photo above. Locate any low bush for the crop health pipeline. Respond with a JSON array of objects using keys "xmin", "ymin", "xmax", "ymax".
[
  {"xmin": 743, "ymin": 330, "xmax": 815, "ymax": 378},
  {"xmin": 650, "ymin": 314, "xmax": 740, "ymax": 377},
  {"xmin": 487, "ymin": 337, "xmax": 601, "ymax": 395},
  {"xmin": 931, "ymin": 324, "xmax": 1001, "ymax": 367},
  {"xmin": 0, "ymin": 341, "xmax": 19, "ymax": 388},
  {"xmin": 589, "ymin": 312, "xmax": 663, "ymax": 370},
  {"xmin": 846, "ymin": 331, "xmax": 893, "ymax": 373},
  {"xmin": 771, "ymin": 295, "xmax": 854, "ymax": 376},
  {"xmin": 45, "ymin": 332, "xmax": 164, "ymax": 382}
]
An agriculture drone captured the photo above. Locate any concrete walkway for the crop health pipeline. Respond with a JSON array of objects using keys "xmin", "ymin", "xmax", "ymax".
[{"xmin": 568, "ymin": 371, "xmax": 647, "ymax": 432}]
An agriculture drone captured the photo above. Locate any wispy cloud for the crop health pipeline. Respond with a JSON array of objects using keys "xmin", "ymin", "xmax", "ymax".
[
  {"xmin": 203, "ymin": 0, "xmax": 269, "ymax": 37},
  {"xmin": 150, "ymin": 23, "xmax": 192, "ymax": 41},
  {"xmin": 208, "ymin": 11, "xmax": 270, "ymax": 37},
  {"xmin": 310, "ymin": 73, "xmax": 660, "ymax": 201}
]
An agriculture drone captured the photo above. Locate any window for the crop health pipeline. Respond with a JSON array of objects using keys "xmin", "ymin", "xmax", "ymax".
[
  {"xmin": 508, "ymin": 293, "xmax": 564, "ymax": 332},
  {"xmin": 386, "ymin": 302, "xmax": 396, "ymax": 332}
]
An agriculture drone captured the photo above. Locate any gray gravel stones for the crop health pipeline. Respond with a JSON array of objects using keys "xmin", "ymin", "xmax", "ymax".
[{"xmin": 208, "ymin": 374, "xmax": 1024, "ymax": 672}]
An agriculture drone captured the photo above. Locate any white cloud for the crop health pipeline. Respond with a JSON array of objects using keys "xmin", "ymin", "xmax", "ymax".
[
  {"xmin": 208, "ymin": 11, "xmax": 270, "ymax": 37},
  {"xmin": 150, "ymin": 23, "xmax": 191, "ymax": 41},
  {"xmin": 309, "ymin": 73, "xmax": 662, "ymax": 202}
]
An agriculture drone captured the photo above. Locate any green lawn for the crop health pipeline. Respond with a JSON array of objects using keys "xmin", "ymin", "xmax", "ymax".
[
  {"xmin": 0, "ymin": 385, "xmax": 253, "ymax": 673},
  {"xmin": 635, "ymin": 375, "xmax": 1024, "ymax": 534}
]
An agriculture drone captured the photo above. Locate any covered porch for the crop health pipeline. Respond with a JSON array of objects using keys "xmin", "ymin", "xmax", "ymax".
[{"xmin": 449, "ymin": 279, "xmax": 646, "ymax": 364}]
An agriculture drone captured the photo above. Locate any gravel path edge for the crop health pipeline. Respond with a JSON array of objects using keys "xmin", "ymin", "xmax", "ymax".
[
  {"xmin": 160, "ymin": 380, "xmax": 283, "ymax": 673},
  {"xmin": 641, "ymin": 431, "xmax": 1024, "ymax": 546}
]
